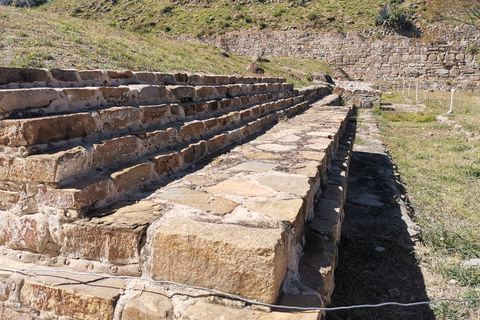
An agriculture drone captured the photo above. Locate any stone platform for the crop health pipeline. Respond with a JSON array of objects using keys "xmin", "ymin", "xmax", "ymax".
[{"xmin": 0, "ymin": 67, "xmax": 356, "ymax": 319}]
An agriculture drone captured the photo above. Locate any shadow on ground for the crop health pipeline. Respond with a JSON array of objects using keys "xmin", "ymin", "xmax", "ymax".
[{"xmin": 326, "ymin": 150, "xmax": 435, "ymax": 320}]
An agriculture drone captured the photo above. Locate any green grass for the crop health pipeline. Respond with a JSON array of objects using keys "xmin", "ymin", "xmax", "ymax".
[
  {"xmin": 40, "ymin": 0, "xmax": 428, "ymax": 36},
  {"xmin": 378, "ymin": 88, "xmax": 480, "ymax": 319},
  {"xmin": 0, "ymin": 6, "xmax": 332, "ymax": 87}
]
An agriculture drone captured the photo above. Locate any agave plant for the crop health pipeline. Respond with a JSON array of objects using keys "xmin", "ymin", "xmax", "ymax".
[{"xmin": 376, "ymin": 3, "xmax": 393, "ymax": 28}]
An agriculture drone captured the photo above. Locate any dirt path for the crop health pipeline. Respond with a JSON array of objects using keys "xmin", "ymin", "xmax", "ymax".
[{"xmin": 326, "ymin": 109, "xmax": 435, "ymax": 320}]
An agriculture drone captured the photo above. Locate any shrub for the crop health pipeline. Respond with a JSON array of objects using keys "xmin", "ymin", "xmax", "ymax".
[
  {"xmin": 375, "ymin": 3, "xmax": 413, "ymax": 31},
  {"xmin": 259, "ymin": 21, "xmax": 267, "ymax": 29},
  {"xmin": 162, "ymin": 5, "xmax": 173, "ymax": 14},
  {"xmin": 307, "ymin": 12, "xmax": 318, "ymax": 21},
  {"xmin": 466, "ymin": 43, "xmax": 479, "ymax": 55},
  {"xmin": 305, "ymin": 71, "xmax": 313, "ymax": 82}
]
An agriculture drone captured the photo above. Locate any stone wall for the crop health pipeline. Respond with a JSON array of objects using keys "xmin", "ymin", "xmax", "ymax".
[{"xmin": 198, "ymin": 27, "xmax": 480, "ymax": 87}]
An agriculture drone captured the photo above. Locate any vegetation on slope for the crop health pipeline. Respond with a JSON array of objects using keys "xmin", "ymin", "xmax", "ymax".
[
  {"xmin": 41, "ymin": 0, "xmax": 432, "ymax": 37},
  {"xmin": 0, "ymin": 5, "xmax": 332, "ymax": 86}
]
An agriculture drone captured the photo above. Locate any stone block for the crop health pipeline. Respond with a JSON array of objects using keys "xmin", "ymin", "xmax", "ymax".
[
  {"xmin": 57, "ymin": 201, "xmax": 166, "ymax": 264},
  {"xmin": 134, "ymin": 72, "xmax": 157, "ymax": 83},
  {"xmin": 50, "ymin": 69, "xmax": 78, "ymax": 82},
  {"xmin": 183, "ymin": 102, "xmax": 207, "ymax": 117},
  {"xmin": 207, "ymin": 134, "xmax": 227, "ymax": 153},
  {"xmin": 0, "ymin": 88, "xmax": 60, "ymax": 116},
  {"xmin": 196, "ymin": 86, "xmax": 218, "ymax": 99},
  {"xmin": 0, "ymin": 113, "xmax": 97, "ymax": 146},
  {"xmin": 0, "ymin": 306, "xmax": 36, "ymax": 320},
  {"xmin": 111, "ymin": 162, "xmax": 155, "ymax": 192},
  {"xmin": 141, "ymin": 128, "xmax": 177, "ymax": 152},
  {"xmin": 36, "ymin": 177, "xmax": 113, "ymax": 210},
  {"xmin": 206, "ymin": 100, "xmax": 220, "ymax": 112},
  {"xmin": 152, "ymin": 152, "xmax": 181, "ymax": 175},
  {"xmin": 0, "ymin": 67, "xmax": 51, "ymax": 86},
  {"xmin": 168, "ymin": 85, "xmax": 196, "ymax": 102},
  {"xmin": 93, "ymin": 136, "xmax": 140, "ymax": 168},
  {"xmin": 99, "ymin": 87, "xmax": 130, "ymax": 103},
  {"xmin": 156, "ymin": 188, "xmax": 238, "ymax": 215},
  {"xmin": 140, "ymin": 104, "xmax": 171, "ymax": 124},
  {"xmin": 204, "ymin": 118, "xmax": 218, "ymax": 131},
  {"xmin": 98, "ymin": 107, "xmax": 141, "ymax": 132},
  {"xmin": 155, "ymin": 73, "xmax": 176, "ymax": 84},
  {"xmin": 107, "ymin": 70, "xmax": 134, "ymax": 80},
  {"xmin": 149, "ymin": 218, "xmax": 288, "ymax": 303},
  {"xmin": 179, "ymin": 121, "xmax": 205, "ymax": 140},
  {"xmin": 136, "ymin": 85, "xmax": 169, "ymax": 101},
  {"xmin": 79, "ymin": 70, "xmax": 104, "ymax": 82},
  {"xmin": 122, "ymin": 292, "xmax": 173, "ymax": 320},
  {"xmin": 0, "ymin": 212, "xmax": 49, "ymax": 253},
  {"xmin": 174, "ymin": 72, "xmax": 188, "ymax": 83},
  {"xmin": 244, "ymin": 199, "xmax": 305, "ymax": 228},
  {"xmin": 20, "ymin": 273, "xmax": 123, "ymax": 320},
  {"xmin": 206, "ymin": 179, "xmax": 275, "ymax": 197},
  {"xmin": 62, "ymin": 87, "xmax": 99, "ymax": 103}
]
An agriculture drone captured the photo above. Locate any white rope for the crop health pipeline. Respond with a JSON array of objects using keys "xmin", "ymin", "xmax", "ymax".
[{"xmin": 1, "ymin": 265, "xmax": 478, "ymax": 312}]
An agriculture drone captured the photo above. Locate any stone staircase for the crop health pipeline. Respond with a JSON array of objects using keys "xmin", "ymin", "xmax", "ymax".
[{"xmin": 0, "ymin": 67, "xmax": 356, "ymax": 320}]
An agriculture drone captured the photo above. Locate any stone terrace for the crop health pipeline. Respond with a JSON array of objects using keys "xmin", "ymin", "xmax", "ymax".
[{"xmin": 0, "ymin": 67, "xmax": 356, "ymax": 320}]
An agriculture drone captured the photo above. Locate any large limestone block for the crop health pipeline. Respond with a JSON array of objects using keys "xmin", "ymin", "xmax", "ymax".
[
  {"xmin": 0, "ymin": 113, "xmax": 97, "ymax": 146},
  {"xmin": 149, "ymin": 218, "xmax": 289, "ymax": 304},
  {"xmin": 0, "ymin": 88, "xmax": 60, "ymax": 116},
  {"xmin": 20, "ymin": 273, "xmax": 123, "ymax": 320},
  {"xmin": 0, "ymin": 67, "xmax": 51, "ymax": 86},
  {"xmin": 57, "ymin": 201, "xmax": 166, "ymax": 264},
  {"xmin": 98, "ymin": 106, "xmax": 142, "ymax": 132},
  {"xmin": 93, "ymin": 136, "xmax": 140, "ymax": 168},
  {"xmin": 122, "ymin": 292, "xmax": 173, "ymax": 320},
  {"xmin": 0, "ymin": 212, "xmax": 49, "ymax": 253}
]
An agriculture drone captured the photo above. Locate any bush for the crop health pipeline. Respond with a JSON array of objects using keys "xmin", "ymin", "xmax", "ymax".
[
  {"xmin": 375, "ymin": 3, "xmax": 414, "ymax": 31},
  {"xmin": 466, "ymin": 43, "xmax": 479, "ymax": 55},
  {"xmin": 307, "ymin": 12, "xmax": 318, "ymax": 21}
]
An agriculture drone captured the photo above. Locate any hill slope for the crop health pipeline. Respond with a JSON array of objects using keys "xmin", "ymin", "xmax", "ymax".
[
  {"xmin": 0, "ymin": 5, "xmax": 332, "ymax": 86},
  {"xmin": 41, "ymin": 0, "xmax": 430, "ymax": 37}
]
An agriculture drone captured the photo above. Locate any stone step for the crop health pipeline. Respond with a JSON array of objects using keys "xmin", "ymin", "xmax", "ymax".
[
  {"xmin": 34, "ymin": 99, "xmax": 314, "ymax": 215},
  {"xmin": 23, "ymin": 99, "xmax": 354, "ymax": 306},
  {"xmin": 0, "ymin": 95, "xmax": 305, "ymax": 190},
  {"xmin": 0, "ymin": 266, "xmax": 321, "ymax": 320},
  {"xmin": 0, "ymin": 90, "xmax": 297, "ymax": 153},
  {"xmin": 0, "ymin": 82, "xmax": 294, "ymax": 120},
  {"xmin": 0, "ymin": 67, "xmax": 285, "ymax": 89}
]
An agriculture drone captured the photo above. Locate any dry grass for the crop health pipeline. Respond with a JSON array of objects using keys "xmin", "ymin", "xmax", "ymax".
[
  {"xmin": 378, "ymin": 89, "xmax": 480, "ymax": 319},
  {"xmin": 0, "ymin": 6, "xmax": 333, "ymax": 87}
]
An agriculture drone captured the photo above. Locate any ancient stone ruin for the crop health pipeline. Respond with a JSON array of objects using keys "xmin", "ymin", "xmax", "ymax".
[{"xmin": 0, "ymin": 67, "xmax": 357, "ymax": 319}]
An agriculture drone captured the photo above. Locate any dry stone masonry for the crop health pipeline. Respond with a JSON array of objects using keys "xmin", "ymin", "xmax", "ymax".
[
  {"xmin": 200, "ymin": 28, "xmax": 480, "ymax": 88},
  {"xmin": 0, "ymin": 67, "xmax": 356, "ymax": 319}
]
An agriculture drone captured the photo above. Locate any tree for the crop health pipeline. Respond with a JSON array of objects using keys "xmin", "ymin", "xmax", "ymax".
[{"xmin": 428, "ymin": 0, "xmax": 480, "ymax": 27}]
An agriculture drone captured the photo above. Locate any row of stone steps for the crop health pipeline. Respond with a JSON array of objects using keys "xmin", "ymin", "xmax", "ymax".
[
  {"xmin": 0, "ymin": 67, "xmax": 356, "ymax": 320},
  {"xmin": 0, "ymin": 67, "xmax": 284, "ymax": 89}
]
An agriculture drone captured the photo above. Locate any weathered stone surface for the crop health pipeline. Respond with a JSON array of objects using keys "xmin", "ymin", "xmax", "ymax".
[
  {"xmin": 244, "ymin": 151, "xmax": 284, "ymax": 160},
  {"xmin": 0, "ymin": 88, "xmax": 59, "ymax": 115},
  {"xmin": 51, "ymin": 69, "xmax": 78, "ymax": 82},
  {"xmin": 244, "ymin": 199, "xmax": 304, "ymax": 226},
  {"xmin": 152, "ymin": 152, "xmax": 181, "ymax": 175},
  {"xmin": 0, "ymin": 306, "xmax": 36, "ymax": 320},
  {"xmin": 149, "ymin": 218, "xmax": 288, "ymax": 303},
  {"xmin": 257, "ymin": 174, "xmax": 312, "ymax": 196},
  {"xmin": 107, "ymin": 70, "xmax": 134, "ymax": 80},
  {"xmin": 134, "ymin": 72, "xmax": 157, "ymax": 83},
  {"xmin": 0, "ymin": 113, "xmax": 97, "ymax": 146},
  {"xmin": 181, "ymin": 301, "xmax": 321, "ymax": 320},
  {"xmin": 98, "ymin": 107, "xmax": 141, "ymax": 132},
  {"xmin": 169, "ymin": 85, "xmax": 196, "ymax": 102},
  {"xmin": 206, "ymin": 179, "xmax": 276, "ymax": 197},
  {"xmin": 93, "ymin": 136, "xmax": 140, "ymax": 168},
  {"xmin": 257, "ymin": 144, "xmax": 296, "ymax": 152},
  {"xmin": 140, "ymin": 104, "xmax": 171, "ymax": 124},
  {"xmin": 58, "ymin": 201, "xmax": 165, "ymax": 264},
  {"xmin": 122, "ymin": 292, "xmax": 173, "ymax": 320},
  {"xmin": 36, "ymin": 177, "xmax": 113, "ymax": 210},
  {"xmin": 0, "ymin": 212, "xmax": 49, "ymax": 253},
  {"xmin": 0, "ymin": 67, "xmax": 51, "ymax": 86},
  {"xmin": 207, "ymin": 134, "xmax": 227, "ymax": 152},
  {"xmin": 20, "ymin": 273, "xmax": 123, "ymax": 320},
  {"xmin": 156, "ymin": 188, "xmax": 237, "ymax": 215},
  {"xmin": 179, "ymin": 121, "xmax": 205, "ymax": 140},
  {"xmin": 111, "ymin": 162, "xmax": 154, "ymax": 192},
  {"xmin": 99, "ymin": 87, "xmax": 130, "ymax": 103},
  {"xmin": 231, "ymin": 161, "xmax": 277, "ymax": 172},
  {"xmin": 62, "ymin": 87, "xmax": 99, "ymax": 102}
]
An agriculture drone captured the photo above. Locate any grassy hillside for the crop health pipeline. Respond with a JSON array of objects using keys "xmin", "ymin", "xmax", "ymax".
[
  {"xmin": 0, "ymin": 5, "xmax": 332, "ymax": 86},
  {"xmin": 41, "ymin": 0, "xmax": 431, "ymax": 37}
]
